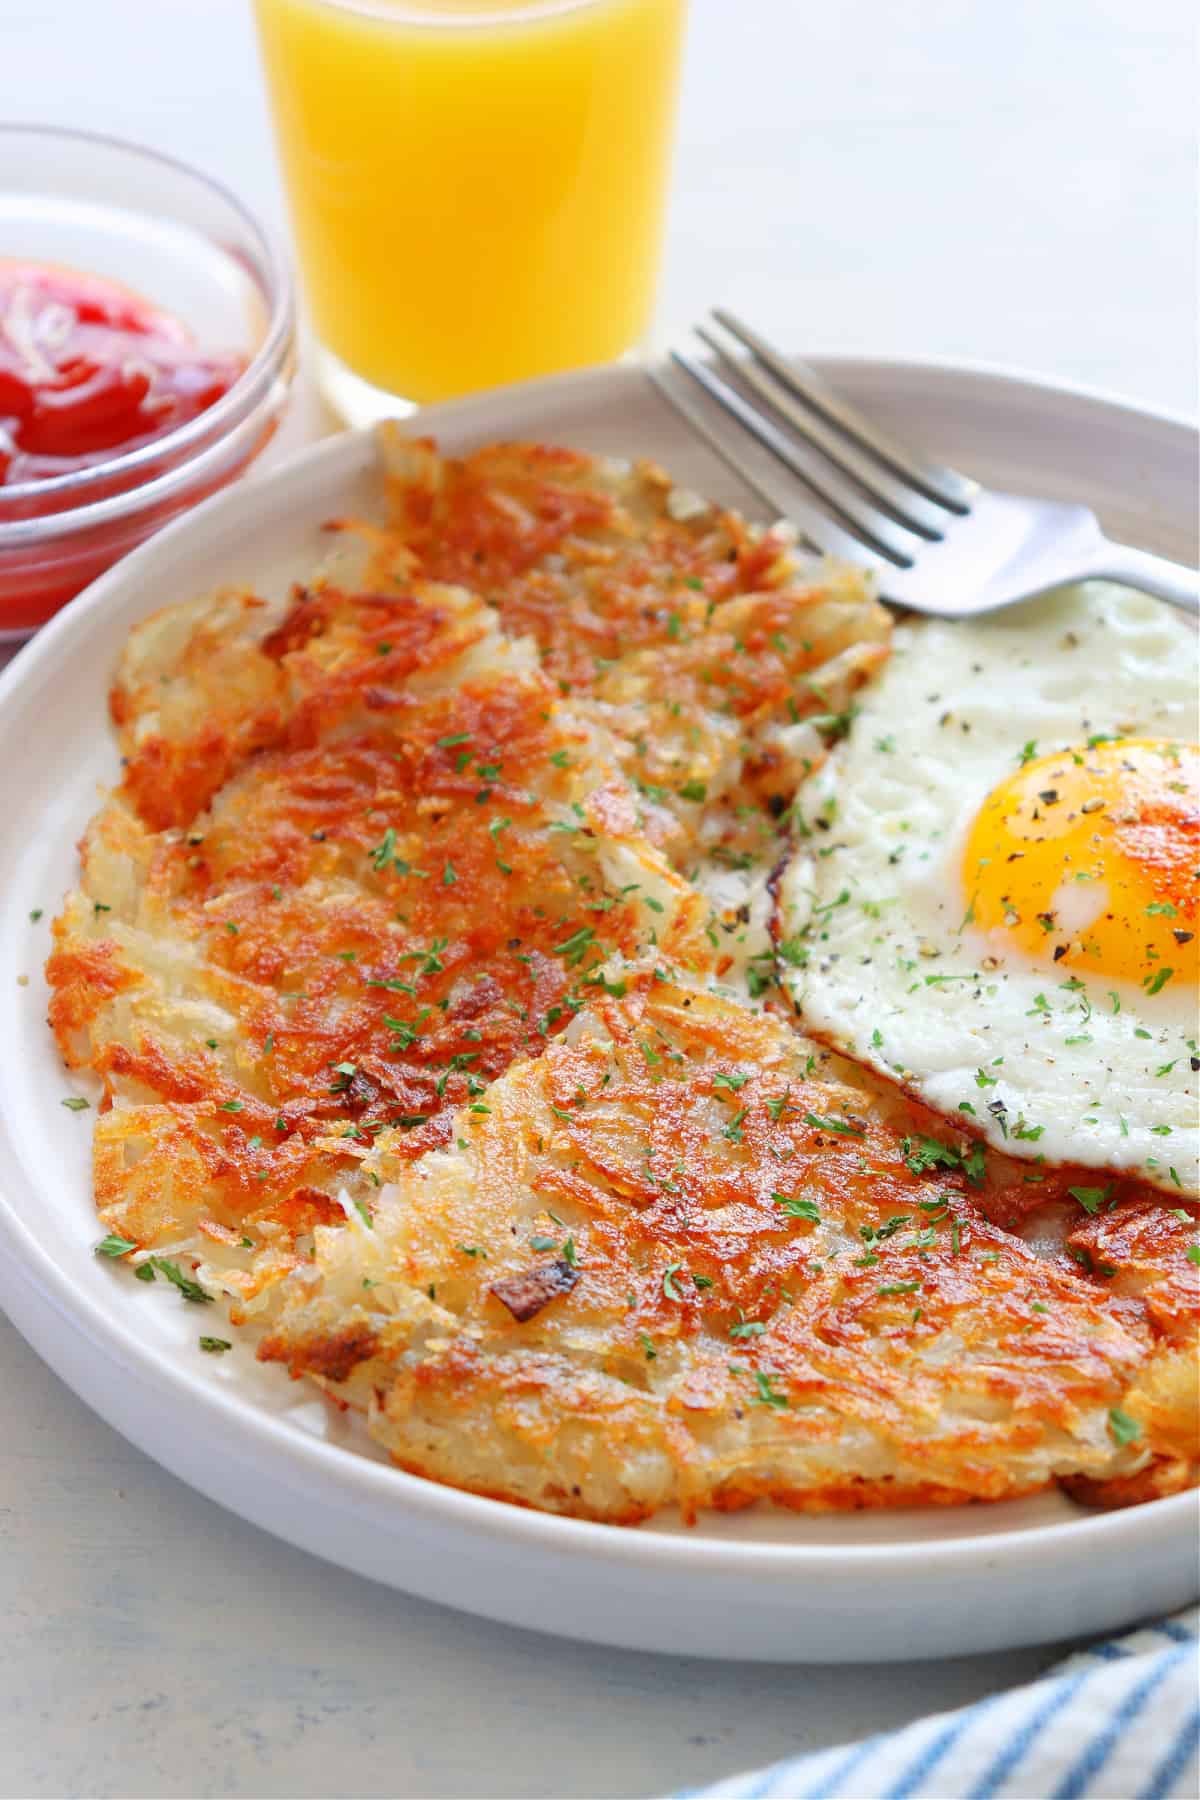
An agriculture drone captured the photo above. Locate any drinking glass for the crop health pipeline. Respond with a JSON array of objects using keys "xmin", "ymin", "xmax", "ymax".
[{"xmin": 253, "ymin": 0, "xmax": 688, "ymax": 420}]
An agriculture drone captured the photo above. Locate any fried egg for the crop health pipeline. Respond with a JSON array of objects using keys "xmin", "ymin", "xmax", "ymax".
[{"xmin": 777, "ymin": 583, "xmax": 1199, "ymax": 1193}]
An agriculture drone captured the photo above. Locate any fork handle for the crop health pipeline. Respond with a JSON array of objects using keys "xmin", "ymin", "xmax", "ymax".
[{"xmin": 1092, "ymin": 540, "xmax": 1199, "ymax": 617}]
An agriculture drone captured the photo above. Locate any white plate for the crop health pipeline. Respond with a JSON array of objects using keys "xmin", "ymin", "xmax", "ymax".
[{"xmin": 0, "ymin": 358, "xmax": 1196, "ymax": 1662}]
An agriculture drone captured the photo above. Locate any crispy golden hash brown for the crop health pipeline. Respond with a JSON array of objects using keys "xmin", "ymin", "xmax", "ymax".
[
  {"xmin": 376, "ymin": 432, "xmax": 806, "ymax": 692},
  {"xmin": 54, "ymin": 620, "xmax": 712, "ymax": 1254},
  {"xmin": 258, "ymin": 973, "xmax": 1198, "ymax": 1521},
  {"xmin": 48, "ymin": 429, "xmax": 1198, "ymax": 1524}
]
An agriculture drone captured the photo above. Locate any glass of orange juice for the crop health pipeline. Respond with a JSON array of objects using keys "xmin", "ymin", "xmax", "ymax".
[{"xmin": 252, "ymin": 0, "xmax": 688, "ymax": 418}]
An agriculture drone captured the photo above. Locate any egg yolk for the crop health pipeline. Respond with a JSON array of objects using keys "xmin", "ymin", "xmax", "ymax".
[{"xmin": 963, "ymin": 738, "xmax": 1199, "ymax": 990}]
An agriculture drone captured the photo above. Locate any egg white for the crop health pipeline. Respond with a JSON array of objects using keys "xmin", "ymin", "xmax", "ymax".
[{"xmin": 777, "ymin": 583, "xmax": 1199, "ymax": 1193}]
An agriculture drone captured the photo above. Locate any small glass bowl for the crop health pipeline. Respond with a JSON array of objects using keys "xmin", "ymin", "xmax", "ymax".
[{"xmin": 0, "ymin": 126, "xmax": 295, "ymax": 640}]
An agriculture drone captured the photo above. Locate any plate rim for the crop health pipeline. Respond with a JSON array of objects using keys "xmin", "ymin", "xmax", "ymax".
[
  {"xmin": 1, "ymin": 353, "xmax": 1196, "ymax": 1596},
  {"xmin": 3, "ymin": 351, "xmax": 1196, "ymax": 695}
]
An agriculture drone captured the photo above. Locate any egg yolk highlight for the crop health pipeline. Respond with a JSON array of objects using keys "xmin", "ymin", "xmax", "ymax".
[{"xmin": 963, "ymin": 738, "xmax": 1198, "ymax": 989}]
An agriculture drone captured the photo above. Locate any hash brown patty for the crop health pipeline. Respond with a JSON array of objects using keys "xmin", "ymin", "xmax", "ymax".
[{"xmin": 48, "ymin": 431, "xmax": 1198, "ymax": 1522}]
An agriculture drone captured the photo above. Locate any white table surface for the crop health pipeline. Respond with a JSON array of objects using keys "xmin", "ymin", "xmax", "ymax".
[{"xmin": 3, "ymin": 3, "xmax": 1196, "ymax": 1796}]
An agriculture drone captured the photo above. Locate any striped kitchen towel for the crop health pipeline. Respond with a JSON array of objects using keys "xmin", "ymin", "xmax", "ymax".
[{"xmin": 680, "ymin": 1610, "xmax": 1198, "ymax": 1800}]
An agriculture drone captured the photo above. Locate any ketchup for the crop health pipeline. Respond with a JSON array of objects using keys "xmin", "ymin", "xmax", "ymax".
[{"xmin": 0, "ymin": 263, "xmax": 244, "ymax": 488}]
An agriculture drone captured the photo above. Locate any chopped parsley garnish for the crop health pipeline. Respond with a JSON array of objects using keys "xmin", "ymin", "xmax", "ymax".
[
  {"xmin": 1107, "ymin": 1407, "xmax": 1141, "ymax": 1446},
  {"xmin": 810, "ymin": 708, "xmax": 857, "ymax": 743},
  {"xmin": 587, "ymin": 971, "xmax": 628, "ymax": 998},
  {"xmin": 553, "ymin": 925, "xmax": 596, "ymax": 965},
  {"xmin": 776, "ymin": 936, "xmax": 808, "ymax": 968},
  {"xmin": 61, "ymin": 1096, "xmax": 90, "ymax": 1111},
  {"xmin": 199, "ymin": 1337, "xmax": 232, "ymax": 1354},
  {"xmin": 962, "ymin": 1144, "xmax": 986, "ymax": 1186},
  {"xmin": 151, "ymin": 1259, "xmax": 213, "ymax": 1304},
  {"xmin": 370, "ymin": 828, "xmax": 398, "ymax": 869},
  {"xmin": 804, "ymin": 1111, "xmax": 863, "ymax": 1138},
  {"xmin": 729, "ymin": 1317, "xmax": 766, "ymax": 1339},
  {"xmin": 860, "ymin": 1215, "xmax": 912, "ymax": 1244},
  {"xmin": 722, "ymin": 1108, "xmax": 748, "ymax": 1144},
  {"xmin": 901, "ymin": 1133, "xmax": 984, "ymax": 1186},
  {"xmin": 773, "ymin": 1193, "xmax": 820, "ymax": 1224},
  {"xmin": 1068, "ymin": 1184, "xmax": 1112, "ymax": 1215},
  {"xmin": 95, "ymin": 1234, "xmax": 137, "ymax": 1258}
]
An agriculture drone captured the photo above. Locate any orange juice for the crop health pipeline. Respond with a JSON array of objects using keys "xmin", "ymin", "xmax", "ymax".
[{"xmin": 253, "ymin": 0, "xmax": 687, "ymax": 405}]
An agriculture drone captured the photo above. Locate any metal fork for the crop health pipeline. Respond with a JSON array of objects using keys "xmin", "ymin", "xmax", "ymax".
[{"xmin": 649, "ymin": 310, "xmax": 1198, "ymax": 619}]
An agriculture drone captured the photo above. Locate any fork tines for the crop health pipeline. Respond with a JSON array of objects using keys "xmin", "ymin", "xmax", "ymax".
[{"xmin": 652, "ymin": 310, "xmax": 976, "ymax": 571}]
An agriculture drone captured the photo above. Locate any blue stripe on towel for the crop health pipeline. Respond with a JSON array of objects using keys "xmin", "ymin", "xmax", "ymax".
[
  {"xmin": 1081, "ymin": 1641, "xmax": 1130, "ymax": 1663},
  {"xmin": 738, "ymin": 1768, "xmax": 776, "ymax": 1800},
  {"xmin": 1152, "ymin": 1620, "xmax": 1194, "ymax": 1646},
  {"xmin": 884, "ymin": 1693, "xmax": 1007, "ymax": 1799},
  {"xmin": 1050, "ymin": 1646, "xmax": 1188, "ymax": 1800},
  {"xmin": 1137, "ymin": 1705, "xmax": 1200, "ymax": 1800},
  {"xmin": 967, "ymin": 1668, "xmax": 1092, "ymax": 1800},
  {"xmin": 669, "ymin": 1613, "xmax": 1198, "ymax": 1800},
  {"xmin": 803, "ymin": 1733, "xmax": 887, "ymax": 1799}
]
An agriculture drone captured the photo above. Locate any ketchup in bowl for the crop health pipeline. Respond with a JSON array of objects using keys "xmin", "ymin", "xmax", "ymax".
[
  {"xmin": 0, "ymin": 127, "xmax": 293, "ymax": 642},
  {"xmin": 0, "ymin": 263, "xmax": 244, "ymax": 496}
]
